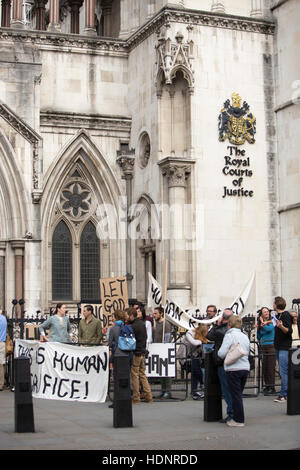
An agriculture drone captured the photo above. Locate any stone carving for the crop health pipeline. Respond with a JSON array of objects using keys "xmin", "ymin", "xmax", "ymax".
[
  {"xmin": 0, "ymin": 101, "xmax": 42, "ymax": 200},
  {"xmin": 155, "ymin": 27, "xmax": 194, "ymax": 94},
  {"xmin": 160, "ymin": 159, "xmax": 193, "ymax": 188},
  {"xmin": 60, "ymin": 181, "xmax": 92, "ymax": 218}
]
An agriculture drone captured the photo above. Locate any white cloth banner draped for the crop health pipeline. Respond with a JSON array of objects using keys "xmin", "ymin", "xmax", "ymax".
[
  {"xmin": 15, "ymin": 340, "xmax": 109, "ymax": 402},
  {"xmin": 147, "ymin": 273, "xmax": 256, "ymax": 330}
]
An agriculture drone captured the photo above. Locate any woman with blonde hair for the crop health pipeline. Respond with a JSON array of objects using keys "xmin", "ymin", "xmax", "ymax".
[{"xmin": 186, "ymin": 324, "xmax": 209, "ymax": 400}]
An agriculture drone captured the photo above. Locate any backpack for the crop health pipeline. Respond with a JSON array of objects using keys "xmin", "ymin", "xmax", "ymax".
[{"xmin": 118, "ymin": 323, "xmax": 136, "ymax": 351}]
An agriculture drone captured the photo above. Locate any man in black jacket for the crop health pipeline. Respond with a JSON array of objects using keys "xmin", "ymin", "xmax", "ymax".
[
  {"xmin": 273, "ymin": 296, "xmax": 293, "ymax": 403},
  {"xmin": 127, "ymin": 308, "xmax": 153, "ymax": 404},
  {"xmin": 206, "ymin": 309, "xmax": 234, "ymax": 423}
]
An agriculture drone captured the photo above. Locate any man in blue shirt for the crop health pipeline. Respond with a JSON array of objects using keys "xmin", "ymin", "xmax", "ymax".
[{"xmin": 0, "ymin": 310, "xmax": 7, "ymax": 391}]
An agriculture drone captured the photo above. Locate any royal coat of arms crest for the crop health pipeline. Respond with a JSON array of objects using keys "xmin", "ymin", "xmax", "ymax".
[{"xmin": 218, "ymin": 93, "xmax": 256, "ymax": 145}]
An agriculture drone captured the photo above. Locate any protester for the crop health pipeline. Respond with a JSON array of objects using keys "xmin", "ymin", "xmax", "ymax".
[
  {"xmin": 186, "ymin": 324, "xmax": 208, "ymax": 400},
  {"xmin": 39, "ymin": 303, "xmax": 72, "ymax": 343},
  {"xmin": 78, "ymin": 305, "xmax": 102, "ymax": 345},
  {"xmin": 153, "ymin": 306, "xmax": 173, "ymax": 399},
  {"xmin": 203, "ymin": 305, "xmax": 218, "ymax": 353},
  {"xmin": 256, "ymin": 307, "xmax": 276, "ymax": 395},
  {"xmin": 218, "ymin": 315, "xmax": 250, "ymax": 427},
  {"xmin": 0, "ymin": 310, "xmax": 7, "ymax": 391},
  {"xmin": 206, "ymin": 305, "xmax": 218, "ymax": 320},
  {"xmin": 108, "ymin": 310, "xmax": 132, "ymax": 362},
  {"xmin": 290, "ymin": 310, "xmax": 300, "ymax": 347},
  {"xmin": 127, "ymin": 307, "xmax": 153, "ymax": 404},
  {"xmin": 206, "ymin": 308, "xmax": 234, "ymax": 423},
  {"xmin": 134, "ymin": 303, "xmax": 153, "ymax": 346},
  {"xmin": 273, "ymin": 296, "xmax": 293, "ymax": 403},
  {"xmin": 104, "ymin": 310, "xmax": 130, "ymax": 408}
]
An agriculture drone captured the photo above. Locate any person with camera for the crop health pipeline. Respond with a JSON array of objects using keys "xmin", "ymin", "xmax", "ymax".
[{"xmin": 206, "ymin": 309, "xmax": 234, "ymax": 423}]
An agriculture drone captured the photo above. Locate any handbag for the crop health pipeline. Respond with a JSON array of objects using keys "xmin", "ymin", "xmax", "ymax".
[
  {"xmin": 224, "ymin": 332, "xmax": 246, "ymax": 366},
  {"xmin": 5, "ymin": 330, "xmax": 13, "ymax": 356}
]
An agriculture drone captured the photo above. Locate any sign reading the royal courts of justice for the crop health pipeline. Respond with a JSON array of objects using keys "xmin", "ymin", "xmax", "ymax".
[{"xmin": 218, "ymin": 92, "xmax": 256, "ymax": 199}]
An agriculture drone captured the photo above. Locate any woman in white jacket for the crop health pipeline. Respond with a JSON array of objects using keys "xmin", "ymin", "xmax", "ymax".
[{"xmin": 218, "ymin": 315, "xmax": 250, "ymax": 427}]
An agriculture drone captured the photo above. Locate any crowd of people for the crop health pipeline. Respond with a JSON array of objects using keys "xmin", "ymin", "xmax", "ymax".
[{"xmin": 0, "ymin": 294, "xmax": 299, "ymax": 428}]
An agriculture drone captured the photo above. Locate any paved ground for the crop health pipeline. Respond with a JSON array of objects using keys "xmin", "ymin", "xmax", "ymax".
[{"xmin": 0, "ymin": 389, "xmax": 299, "ymax": 452}]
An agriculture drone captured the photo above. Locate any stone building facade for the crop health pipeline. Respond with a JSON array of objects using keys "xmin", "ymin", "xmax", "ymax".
[{"xmin": 0, "ymin": 0, "xmax": 299, "ymax": 315}]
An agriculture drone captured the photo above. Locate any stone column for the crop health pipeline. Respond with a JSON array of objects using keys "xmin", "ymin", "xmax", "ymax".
[
  {"xmin": 70, "ymin": 0, "xmax": 84, "ymax": 34},
  {"xmin": 47, "ymin": 0, "xmax": 61, "ymax": 31},
  {"xmin": 1, "ymin": 0, "xmax": 11, "ymax": 27},
  {"xmin": 158, "ymin": 157, "xmax": 195, "ymax": 306},
  {"xmin": 35, "ymin": 0, "xmax": 48, "ymax": 30},
  {"xmin": 84, "ymin": 0, "xmax": 97, "ymax": 35},
  {"xmin": 11, "ymin": 240, "xmax": 25, "ymax": 318},
  {"xmin": 211, "ymin": 0, "xmax": 225, "ymax": 13},
  {"xmin": 117, "ymin": 149, "xmax": 135, "ymax": 297},
  {"xmin": 0, "ymin": 242, "xmax": 6, "ymax": 311},
  {"xmin": 101, "ymin": 0, "xmax": 113, "ymax": 37},
  {"xmin": 11, "ymin": 0, "xmax": 24, "ymax": 28},
  {"xmin": 250, "ymin": 0, "xmax": 263, "ymax": 17}
]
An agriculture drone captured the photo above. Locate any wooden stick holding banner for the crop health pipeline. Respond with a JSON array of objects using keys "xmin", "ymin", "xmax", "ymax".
[{"xmin": 162, "ymin": 259, "xmax": 168, "ymax": 343}]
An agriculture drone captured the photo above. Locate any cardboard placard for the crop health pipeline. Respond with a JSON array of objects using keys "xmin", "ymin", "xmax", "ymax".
[{"xmin": 99, "ymin": 276, "xmax": 128, "ymax": 315}]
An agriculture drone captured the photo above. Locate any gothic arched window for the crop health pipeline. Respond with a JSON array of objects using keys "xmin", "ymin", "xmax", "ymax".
[
  {"xmin": 52, "ymin": 220, "xmax": 73, "ymax": 300},
  {"xmin": 80, "ymin": 221, "xmax": 100, "ymax": 302}
]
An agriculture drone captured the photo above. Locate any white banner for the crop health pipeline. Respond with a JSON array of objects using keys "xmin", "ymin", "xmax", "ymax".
[
  {"xmin": 147, "ymin": 272, "xmax": 256, "ymax": 330},
  {"xmin": 145, "ymin": 343, "xmax": 176, "ymax": 378},
  {"xmin": 15, "ymin": 340, "xmax": 109, "ymax": 403}
]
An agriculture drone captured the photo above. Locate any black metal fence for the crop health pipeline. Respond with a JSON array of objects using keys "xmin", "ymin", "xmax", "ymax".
[{"xmin": 3, "ymin": 309, "xmax": 300, "ymax": 401}]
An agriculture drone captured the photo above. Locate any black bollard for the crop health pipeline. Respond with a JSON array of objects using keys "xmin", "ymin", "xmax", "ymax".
[
  {"xmin": 203, "ymin": 351, "xmax": 223, "ymax": 422},
  {"xmin": 287, "ymin": 347, "xmax": 300, "ymax": 416},
  {"xmin": 14, "ymin": 356, "xmax": 35, "ymax": 433},
  {"xmin": 113, "ymin": 355, "xmax": 133, "ymax": 428}
]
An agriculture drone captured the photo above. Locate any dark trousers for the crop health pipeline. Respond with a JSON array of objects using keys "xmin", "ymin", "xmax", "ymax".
[
  {"xmin": 261, "ymin": 344, "xmax": 276, "ymax": 388},
  {"xmin": 226, "ymin": 370, "xmax": 248, "ymax": 423},
  {"xmin": 191, "ymin": 358, "xmax": 203, "ymax": 392}
]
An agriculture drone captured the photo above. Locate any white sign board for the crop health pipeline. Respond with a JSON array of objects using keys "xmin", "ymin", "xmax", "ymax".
[
  {"xmin": 15, "ymin": 340, "xmax": 109, "ymax": 403},
  {"xmin": 145, "ymin": 343, "xmax": 176, "ymax": 378}
]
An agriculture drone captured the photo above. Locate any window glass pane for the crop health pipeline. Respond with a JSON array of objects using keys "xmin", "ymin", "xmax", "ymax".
[
  {"xmin": 52, "ymin": 220, "xmax": 72, "ymax": 300},
  {"xmin": 80, "ymin": 221, "xmax": 100, "ymax": 302}
]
